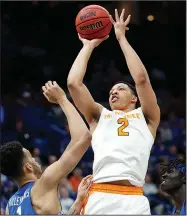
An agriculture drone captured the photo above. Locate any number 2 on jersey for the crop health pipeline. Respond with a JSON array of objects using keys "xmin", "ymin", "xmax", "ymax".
[{"xmin": 117, "ymin": 118, "xmax": 129, "ymax": 136}]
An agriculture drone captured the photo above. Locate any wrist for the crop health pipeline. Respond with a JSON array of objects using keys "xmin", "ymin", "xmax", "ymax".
[
  {"xmin": 83, "ymin": 43, "xmax": 94, "ymax": 52},
  {"xmin": 73, "ymin": 198, "xmax": 84, "ymax": 210},
  {"xmin": 117, "ymin": 34, "xmax": 126, "ymax": 42},
  {"xmin": 76, "ymin": 195, "xmax": 85, "ymax": 204},
  {"xmin": 57, "ymin": 95, "xmax": 67, "ymax": 104}
]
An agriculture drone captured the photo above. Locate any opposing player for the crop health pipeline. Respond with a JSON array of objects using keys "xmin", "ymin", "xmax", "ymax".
[
  {"xmin": 160, "ymin": 159, "xmax": 186, "ymax": 215},
  {"xmin": 0, "ymin": 81, "xmax": 92, "ymax": 215},
  {"xmin": 67, "ymin": 9, "xmax": 160, "ymax": 214}
]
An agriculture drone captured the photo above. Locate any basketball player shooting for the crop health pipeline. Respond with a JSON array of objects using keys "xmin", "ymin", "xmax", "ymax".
[
  {"xmin": 1, "ymin": 81, "xmax": 92, "ymax": 215},
  {"xmin": 67, "ymin": 9, "xmax": 160, "ymax": 214}
]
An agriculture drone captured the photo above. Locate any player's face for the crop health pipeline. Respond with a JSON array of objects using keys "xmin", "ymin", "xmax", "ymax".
[
  {"xmin": 23, "ymin": 148, "xmax": 42, "ymax": 178},
  {"xmin": 160, "ymin": 168, "xmax": 184, "ymax": 193},
  {"xmin": 109, "ymin": 83, "xmax": 136, "ymax": 110}
]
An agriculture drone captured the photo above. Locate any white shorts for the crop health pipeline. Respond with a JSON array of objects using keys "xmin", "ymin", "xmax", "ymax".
[{"xmin": 81, "ymin": 184, "xmax": 150, "ymax": 215}]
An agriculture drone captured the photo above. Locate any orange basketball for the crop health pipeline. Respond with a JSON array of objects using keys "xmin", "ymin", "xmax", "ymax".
[{"xmin": 75, "ymin": 5, "xmax": 112, "ymax": 40}]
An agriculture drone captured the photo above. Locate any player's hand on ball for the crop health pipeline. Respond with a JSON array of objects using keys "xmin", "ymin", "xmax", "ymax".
[
  {"xmin": 42, "ymin": 81, "xmax": 66, "ymax": 104},
  {"xmin": 110, "ymin": 9, "xmax": 131, "ymax": 40},
  {"xmin": 77, "ymin": 175, "xmax": 93, "ymax": 202},
  {"xmin": 78, "ymin": 33, "xmax": 109, "ymax": 50}
]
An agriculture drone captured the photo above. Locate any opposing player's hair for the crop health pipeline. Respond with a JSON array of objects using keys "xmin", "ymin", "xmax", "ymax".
[
  {"xmin": 160, "ymin": 158, "xmax": 186, "ymax": 177},
  {"xmin": 113, "ymin": 81, "xmax": 140, "ymax": 108},
  {"xmin": 0, "ymin": 141, "xmax": 24, "ymax": 180}
]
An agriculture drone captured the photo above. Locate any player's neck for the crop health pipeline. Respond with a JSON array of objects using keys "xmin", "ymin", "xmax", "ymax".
[
  {"xmin": 118, "ymin": 106, "xmax": 135, "ymax": 113},
  {"xmin": 122, "ymin": 103, "xmax": 136, "ymax": 113},
  {"xmin": 171, "ymin": 185, "xmax": 186, "ymax": 209},
  {"xmin": 17, "ymin": 174, "xmax": 37, "ymax": 188}
]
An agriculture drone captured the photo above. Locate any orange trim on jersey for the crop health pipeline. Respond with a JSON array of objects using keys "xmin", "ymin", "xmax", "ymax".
[
  {"xmin": 81, "ymin": 183, "xmax": 143, "ymax": 215},
  {"xmin": 90, "ymin": 183, "xmax": 143, "ymax": 195}
]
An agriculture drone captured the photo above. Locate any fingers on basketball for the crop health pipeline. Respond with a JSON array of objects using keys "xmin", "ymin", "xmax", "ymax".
[
  {"xmin": 78, "ymin": 33, "xmax": 83, "ymax": 41},
  {"xmin": 102, "ymin": 35, "xmax": 109, "ymax": 41},
  {"xmin": 109, "ymin": 15, "xmax": 115, "ymax": 24}
]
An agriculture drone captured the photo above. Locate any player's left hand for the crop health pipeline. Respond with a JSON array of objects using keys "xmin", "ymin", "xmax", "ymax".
[
  {"xmin": 110, "ymin": 9, "xmax": 131, "ymax": 40},
  {"xmin": 42, "ymin": 81, "xmax": 66, "ymax": 104},
  {"xmin": 76, "ymin": 175, "xmax": 93, "ymax": 202}
]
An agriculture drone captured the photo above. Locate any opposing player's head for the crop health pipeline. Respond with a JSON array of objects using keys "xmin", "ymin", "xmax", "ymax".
[
  {"xmin": 0, "ymin": 141, "xmax": 42, "ymax": 182},
  {"xmin": 160, "ymin": 158, "xmax": 186, "ymax": 194},
  {"xmin": 109, "ymin": 82, "xmax": 140, "ymax": 111}
]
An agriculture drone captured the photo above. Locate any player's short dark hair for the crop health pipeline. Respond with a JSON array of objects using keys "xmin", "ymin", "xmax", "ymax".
[
  {"xmin": 0, "ymin": 141, "xmax": 24, "ymax": 180},
  {"xmin": 160, "ymin": 158, "xmax": 186, "ymax": 177},
  {"xmin": 113, "ymin": 81, "xmax": 140, "ymax": 108}
]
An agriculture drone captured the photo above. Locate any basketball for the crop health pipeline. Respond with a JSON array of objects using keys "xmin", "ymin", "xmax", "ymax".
[{"xmin": 75, "ymin": 5, "xmax": 112, "ymax": 40}]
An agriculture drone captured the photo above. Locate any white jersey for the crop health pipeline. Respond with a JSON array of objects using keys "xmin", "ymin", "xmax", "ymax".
[{"xmin": 92, "ymin": 107, "xmax": 154, "ymax": 187}]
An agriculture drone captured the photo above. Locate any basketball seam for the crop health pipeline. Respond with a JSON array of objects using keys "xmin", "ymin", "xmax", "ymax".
[
  {"xmin": 79, "ymin": 21, "xmax": 111, "ymax": 35},
  {"xmin": 76, "ymin": 16, "xmax": 110, "ymax": 27},
  {"xmin": 76, "ymin": 7, "xmax": 109, "ymax": 18}
]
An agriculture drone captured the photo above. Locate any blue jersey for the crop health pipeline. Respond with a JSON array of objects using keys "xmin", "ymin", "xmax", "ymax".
[
  {"xmin": 172, "ymin": 200, "xmax": 186, "ymax": 215},
  {"xmin": 8, "ymin": 182, "xmax": 36, "ymax": 215},
  {"xmin": 8, "ymin": 181, "xmax": 63, "ymax": 215}
]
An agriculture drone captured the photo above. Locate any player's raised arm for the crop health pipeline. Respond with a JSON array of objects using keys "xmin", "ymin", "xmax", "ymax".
[
  {"xmin": 67, "ymin": 34, "xmax": 108, "ymax": 124},
  {"xmin": 33, "ymin": 81, "xmax": 91, "ymax": 194},
  {"xmin": 111, "ymin": 9, "xmax": 160, "ymax": 134}
]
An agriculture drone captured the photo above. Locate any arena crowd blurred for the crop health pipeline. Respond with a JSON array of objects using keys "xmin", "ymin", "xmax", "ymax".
[{"xmin": 1, "ymin": 1, "xmax": 186, "ymax": 215}]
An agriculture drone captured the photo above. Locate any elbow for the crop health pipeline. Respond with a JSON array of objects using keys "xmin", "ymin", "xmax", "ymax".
[
  {"xmin": 67, "ymin": 78, "xmax": 82, "ymax": 89},
  {"xmin": 135, "ymin": 73, "xmax": 147, "ymax": 85}
]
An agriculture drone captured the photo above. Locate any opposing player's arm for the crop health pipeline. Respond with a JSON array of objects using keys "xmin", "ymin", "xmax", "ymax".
[
  {"xmin": 33, "ymin": 82, "xmax": 91, "ymax": 194},
  {"xmin": 67, "ymin": 35, "xmax": 108, "ymax": 124},
  {"xmin": 39, "ymin": 98, "xmax": 91, "ymax": 187},
  {"xmin": 111, "ymin": 10, "xmax": 160, "ymax": 131}
]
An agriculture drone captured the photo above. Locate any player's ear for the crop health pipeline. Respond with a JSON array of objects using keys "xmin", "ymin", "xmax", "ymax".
[
  {"xmin": 131, "ymin": 96, "xmax": 137, "ymax": 104},
  {"xmin": 25, "ymin": 163, "xmax": 33, "ymax": 172}
]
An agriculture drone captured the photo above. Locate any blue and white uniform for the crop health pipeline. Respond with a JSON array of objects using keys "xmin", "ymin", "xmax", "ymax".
[{"xmin": 8, "ymin": 181, "xmax": 63, "ymax": 215}]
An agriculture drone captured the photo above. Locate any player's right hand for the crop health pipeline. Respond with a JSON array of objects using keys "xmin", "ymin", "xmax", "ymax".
[
  {"xmin": 78, "ymin": 33, "xmax": 109, "ymax": 50},
  {"xmin": 42, "ymin": 81, "xmax": 66, "ymax": 104}
]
